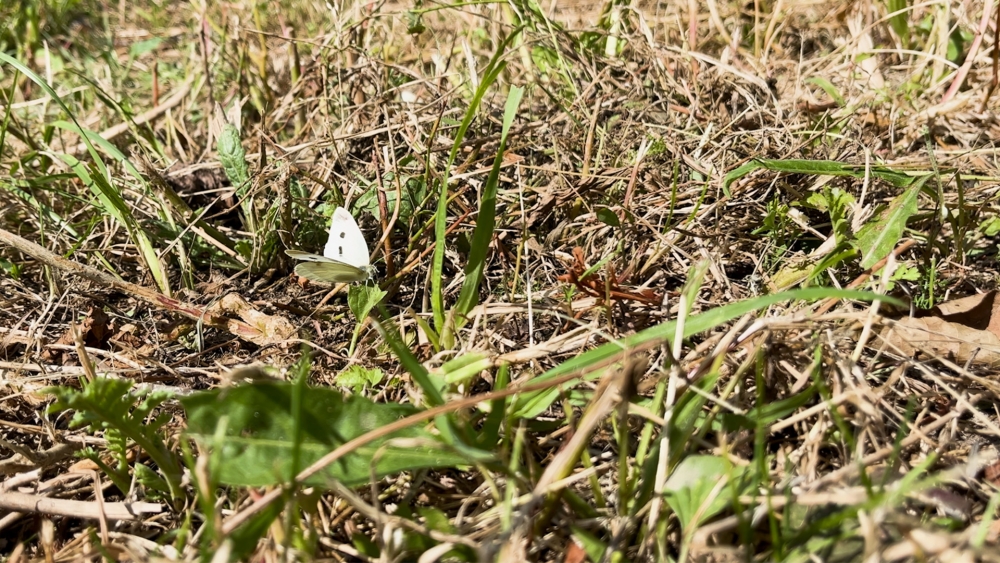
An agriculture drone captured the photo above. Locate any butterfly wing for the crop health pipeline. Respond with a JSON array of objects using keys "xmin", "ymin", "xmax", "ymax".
[
  {"xmin": 285, "ymin": 250, "xmax": 327, "ymax": 262},
  {"xmin": 323, "ymin": 207, "xmax": 371, "ymax": 269},
  {"xmin": 294, "ymin": 260, "xmax": 369, "ymax": 283},
  {"xmin": 286, "ymin": 208, "xmax": 373, "ymax": 283}
]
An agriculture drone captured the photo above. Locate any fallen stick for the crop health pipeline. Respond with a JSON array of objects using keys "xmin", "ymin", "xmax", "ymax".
[
  {"xmin": 0, "ymin": 228, "xmax": 292, "ymax": 346},
  {"xmin": 0, "ymin": 490, "xmax": 162, "ymax": 521}
]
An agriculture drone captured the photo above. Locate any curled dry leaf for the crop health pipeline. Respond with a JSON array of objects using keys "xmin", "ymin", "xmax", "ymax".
[
  {"xmin": 881, "ymin": 291, "xmax": 1000, "ymax": 368},
  {"xmin": 40, "ymin": 307, "xmax": 112, "ymax": 364},
  {"xmin": 986, "ymin": 458, "xmax": 1000, "ymax": 487},
  {"xmin": 209, "ymin": 294, "xmax": 298, "ymax": 347}
]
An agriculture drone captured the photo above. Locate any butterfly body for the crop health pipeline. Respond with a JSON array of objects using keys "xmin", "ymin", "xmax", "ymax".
[{"xmin": 286, "ymin": 207, "xmax": 372, "ymax": 283}]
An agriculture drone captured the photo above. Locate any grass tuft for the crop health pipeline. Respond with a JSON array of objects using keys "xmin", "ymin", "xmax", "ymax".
[{"xmin": 3, "ymin": 1, "xmax": 1000, "ymax": 561}]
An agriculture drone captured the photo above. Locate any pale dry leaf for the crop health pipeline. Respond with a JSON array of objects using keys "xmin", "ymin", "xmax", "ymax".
[{"xmin": 881, "ymin": 291, "xmax": 1000, "ymax": 367}]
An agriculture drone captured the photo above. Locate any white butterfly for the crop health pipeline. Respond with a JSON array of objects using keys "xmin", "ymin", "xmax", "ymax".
[{"xmin": 286, "ymin": 206, "xmax": 373, "ymax": 283}]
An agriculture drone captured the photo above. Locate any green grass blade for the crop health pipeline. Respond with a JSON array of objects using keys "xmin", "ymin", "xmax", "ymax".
[
  {"xmin": 0, "ymin": 52, "xmax": 111, "ymax": 186},
  {"xmin": 723, "ymin": 158, "xmax": 924, "ymax": 196},
  {"xmin": 50, "ymin": 120, "xmax": 144, "ymax": 181},
  {"xmin": 512, "ymin": 287, "xmax": 903, "ymax": 418},
  {"xmin": 0, "ymin": 52, "xmax": 171, "ymax": 294},
  {"xmin": 451, "ymin": 85, "xmax": 523, "ymax": 326},
  {"xmin": 1, "ymin": 177, "xmax": 79, "ymax": 238},
  {"xmin": 431, "ymin": 28, "xmax": 521, "ymax": 333},
  {"xmin": 374, "ymin": 304, "xmax": 445, "ymax": 407},
  {"xmin": 50, "ymin": 152, "xmax": 171, "ymax": 294}
]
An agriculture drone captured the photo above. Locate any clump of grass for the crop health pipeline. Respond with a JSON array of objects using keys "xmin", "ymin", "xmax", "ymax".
[{"xmin": 1, "ymin": 0, "xmax": 999, "ymax": 561}]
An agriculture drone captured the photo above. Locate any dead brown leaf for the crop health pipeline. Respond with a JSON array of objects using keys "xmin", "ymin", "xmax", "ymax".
[
  {"xmin": 209, "ymin": 294, "xmax": 298, "ymax": 346},
  {"xmin": 881, "ymin": 291, "xmax": 1000, "ymax": 367},
  {"xmin": 41, "ymin": 307, "xmax": 112, "ymax": 364}
]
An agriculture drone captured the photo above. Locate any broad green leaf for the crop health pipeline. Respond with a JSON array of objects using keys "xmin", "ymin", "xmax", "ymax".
[
  {"xmin": 664, "ymin": 455, "xmax": 746, "ymax": 530},
  {"xmin": 347, "ymin": 284, "xmax": 387, "ymax": 356},
  {"xmin": 854, "ymin": 179, "xmax": 925, "ymax": 269},
  {"xmin": 180, "ymin": 382, "xmax": 485, "ymax": 487},
  {"xmin": 416, "ymin": 506, "xmax": 455, "ymax": 534},
  {"xmin": 981, "ymin": 216, "xmax": 1000, "ymax": 237},
  {"xmin": 596, "ymin": 207, "xmax": 620, "ymax": 227},
  {"xmin": 334, "ymin": 365, "xmax": 384, "ymax": 393},
  {"xmin": 348, "ymin": 284, "xmax": 387, "ymax": 322}
]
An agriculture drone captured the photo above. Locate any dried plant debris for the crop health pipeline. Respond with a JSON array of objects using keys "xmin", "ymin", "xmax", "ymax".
[
  {"xmin": 2, "ymin": 0, "xmax": 1000, "ymax": 561},
  {"xmin": 882, "ymin": 290, "xmax": 1000, "ymax": 367}
]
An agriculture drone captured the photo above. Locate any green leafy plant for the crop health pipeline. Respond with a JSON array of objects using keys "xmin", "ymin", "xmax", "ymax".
[
  {"xmin": 215, "ymin": 102, "xmax": 270, "ymax": 274},
  {"xmin": 46, "ymin": 377, "xmax": 182, "ymax": 499},
  {"xmin": 355, "ymin": 173, "xmax": 428, "ymax": 225},
  {"xmin": 0, "ymin": 52, "xmax": 172, "ymax": 294},
  {"xmin": 334, "ymin": 365, "xmax": 385, "ymax": 394},
  {"xmin": 347, "ymin": 284, "xmax": 387, "ymax": 355},
  {"xmin": 664, "ymin": 455, "xmax": 751, "ymax": 557},
  {"xmin": 735, "ymin": 158, "xmax": 931, "ymax": 290},
  {"xmin": 180, "ymin": 381, "xmax": 488, "ymax": 488},
  {"xmin": 854, "ymin": 180, "xmax": 922, "ymax": 268},
  {"xmin": 753, "ymin": 196, "xmax": 796, "ymax": 250}
]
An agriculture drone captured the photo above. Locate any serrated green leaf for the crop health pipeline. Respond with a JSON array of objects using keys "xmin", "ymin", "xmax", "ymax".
[
  {"xmin": 44, "ymin": 378, "xmax": 182, "ymax": 498},
  {"xmin": 180, "ymin": 382, "xmax": 490, "ymax": 488}
]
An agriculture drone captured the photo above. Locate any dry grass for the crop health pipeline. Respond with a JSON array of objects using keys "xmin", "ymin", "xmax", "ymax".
[{"xmin": 3, "ymin": 0, "xmax": 1000, "ymax": 561}]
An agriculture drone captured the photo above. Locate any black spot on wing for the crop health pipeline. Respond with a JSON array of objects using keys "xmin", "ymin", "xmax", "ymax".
[
  {"xmin": 338, "ymin": 246, "xmax": 343, "ymax": 256},
  {"xmin": 339, "ymin": 231, "xmax": 346, "ymax": 239}
]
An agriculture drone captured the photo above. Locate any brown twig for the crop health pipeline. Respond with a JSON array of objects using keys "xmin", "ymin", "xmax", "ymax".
[
  {"xmin": 0, "ymin": 491, "xmax": 162, "ymax": 522},
  {"xmin": 0, "ymin": 228, "xmax": 279, "ymax": 346}
]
